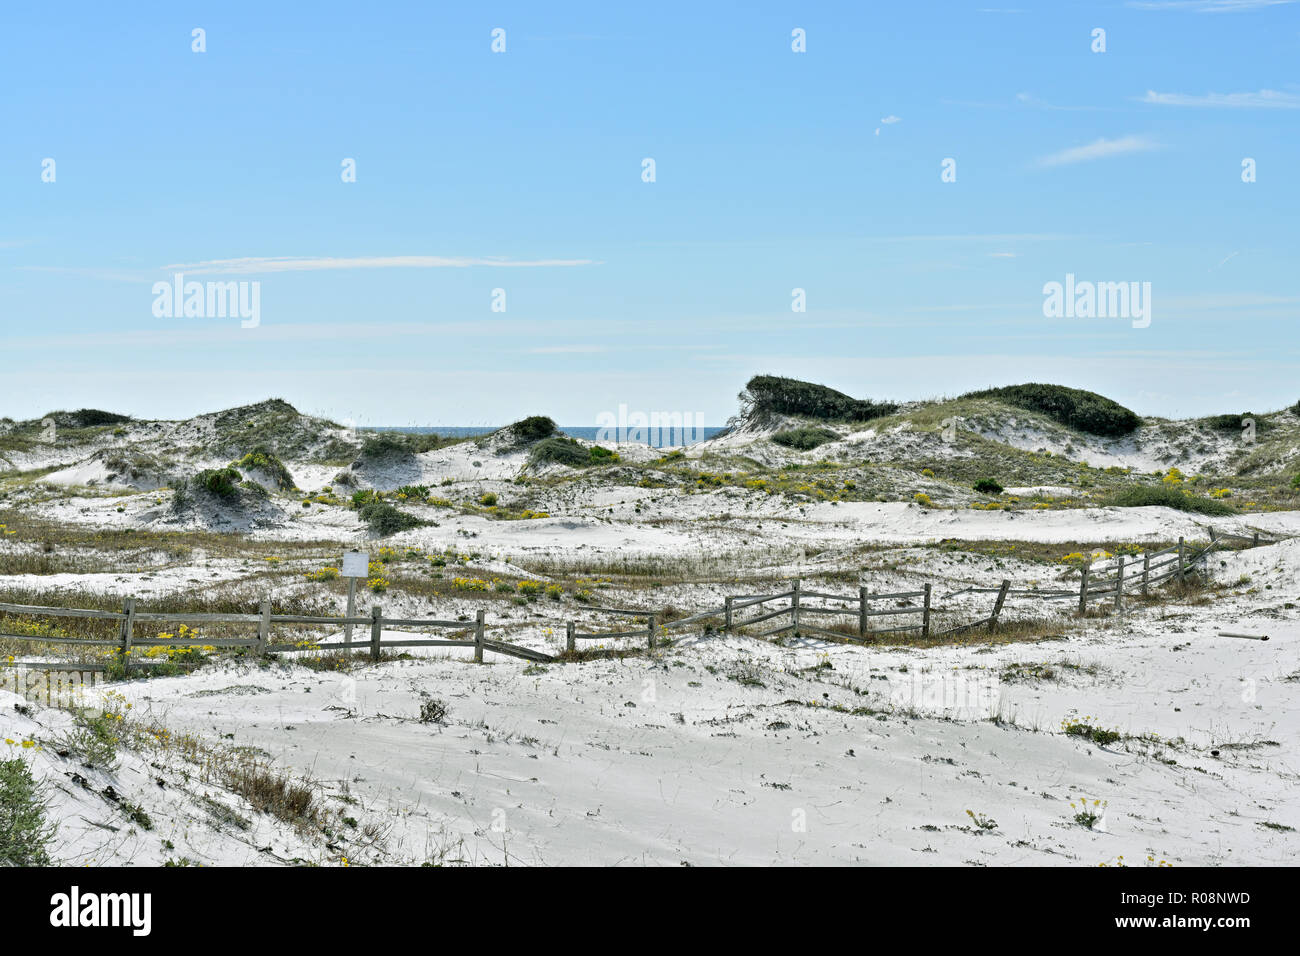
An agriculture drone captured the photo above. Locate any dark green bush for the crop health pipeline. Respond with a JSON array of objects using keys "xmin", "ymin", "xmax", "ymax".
[
  {"xmin": 1, "ymin": 757, "xmax": 55, "ymax": 866},
  {"xmin": 510, "ymin": 416, "xmax": 558, "ymax": 443},
  {"xmin": 1107, "ymin": 485, "xmax": 1234, "ymax": 516},
  {"xmin": 359, "ymin": 433, "xmax": 413, "ymax": 459},
  {"xmin": 1205, "ymin": 413, "xmax": 1267, "ymax": 434},
  {"xmin": 47, "ymin": 409, "xmax": 132, "ymax": 428},
  {"xmin": 972, "ymin": 478, "xmax": 1003, "ymax": 494},
  {"xmin": 771, "ymin": 426, "xmax": 840, "ymax": 450},
  {"xmin": 358, "ymin": 500, "xmax": 425, "ymax": 536},
  {"xmin": 531, "ymin": 437, "xmax": 618, "ymax": 467},
  {"xmin": 742, "ymin": 375, "xmax": 897, "ymax": 422},
  {"xmin": 962, "ymin": 384, "xmax": 1140, "ymax": 437},
  {"xmin": 193, "ymin": 467, "xmax": 242, "ymax": 499}
]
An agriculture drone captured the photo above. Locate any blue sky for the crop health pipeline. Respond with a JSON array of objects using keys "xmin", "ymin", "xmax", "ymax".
[{"xmin": 2, "ymin": 0, "xmax": 1298, "ymax": 427}]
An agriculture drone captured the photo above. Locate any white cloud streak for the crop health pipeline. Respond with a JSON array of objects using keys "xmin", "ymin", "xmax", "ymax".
[
  {"xmin": 1037, "ymin": 135, "xmax": 1161, "ymax": 167},
  {"xmin": 1128, "ymin": 0, "xmax": 1295, "ymax": 12},
  {"xmin": 1139, "ymin": 88, "xmax": 1300, "ymax": 108},
  {"xmin": 160, "ymin": 255, "xmax": 599, "ymax": 275}
]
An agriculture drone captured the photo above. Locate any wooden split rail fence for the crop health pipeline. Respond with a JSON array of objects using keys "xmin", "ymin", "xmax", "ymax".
[
  {"xmin": 0, "ymin": 599, "xmax": 554, "ymax": 673},
  {"xmin": 558, "ymin": 529, "xmax": 1283, "ymax": 648},
  {"xmin": 1, "ymin": 530, "xmax": 1282, "ymax": 670}
]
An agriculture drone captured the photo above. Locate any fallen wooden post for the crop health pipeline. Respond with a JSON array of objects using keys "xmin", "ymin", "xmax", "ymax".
[
  {"xmin": 1217, "ymin": 632, "xmax": 1269, "ymax": 641},
  {"xmin": 988, "ymin": 580, "xmax": 1010, "ymax": 633}
]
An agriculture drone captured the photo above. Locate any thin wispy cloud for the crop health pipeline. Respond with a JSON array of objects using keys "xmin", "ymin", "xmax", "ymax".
[
  {"xmin": 1139, "ymin": 88, "xmax": 1300, "ymax": 108},
  {"xmin": 1037, "ymin": 135, "xmax": 1160, "ymax": 167},
  {"xmin": 526, "ymin": 345, "xmax": 608, "ymax": 354},
  {"xmin": 160, "ymin": 255, "xmax": 599, "ymax": 276},
  {"xmin": 1128, "ymin": 0, "xmax": 1295, "ymax": 11}
]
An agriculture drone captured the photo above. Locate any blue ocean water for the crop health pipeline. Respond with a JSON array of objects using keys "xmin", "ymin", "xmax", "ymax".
[{"xmin": 373, "ymin": 425, "xmax": 726, "ymax": 448}]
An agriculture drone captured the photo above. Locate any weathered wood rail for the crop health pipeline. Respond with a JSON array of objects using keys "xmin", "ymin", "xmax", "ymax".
[
  {"xmin": 1, "ymin": 529, "xmax": 1280, "ymax": 672},
  {"xmin": 555, "ymin": 528, "xmax": 1280, "ymax": 649},
  {"xmin": 0, "ymin": 599, "xmax": 551, "ymax": 671}
]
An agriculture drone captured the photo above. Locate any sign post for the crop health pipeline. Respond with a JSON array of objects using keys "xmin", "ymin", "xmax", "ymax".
[{"xmin": 341, "ymin": 551, "xmax": 368, "ymax": 650}]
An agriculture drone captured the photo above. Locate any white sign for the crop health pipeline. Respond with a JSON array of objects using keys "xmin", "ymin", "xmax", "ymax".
[{"xmin": 341, "ymin": 551, "xmax": 368, "ymax": 578}]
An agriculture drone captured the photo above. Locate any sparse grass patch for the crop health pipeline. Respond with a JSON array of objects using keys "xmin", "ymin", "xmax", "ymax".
[
  {"xmin": 771, "ymin": 426, "xmax": 840, "ymax": 451},
  {"xmin": 1107, "ymin": 485, "xmax": 1235, "ymax": 516}
]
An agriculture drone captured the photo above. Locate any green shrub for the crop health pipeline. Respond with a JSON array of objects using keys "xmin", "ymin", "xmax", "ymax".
[
  {"xmin": 358, "ymin": 501, "xmax": 425, "ymax": 536},
  {"xmin": 1205, "ymin": 413, "xmax": 1267, "ymax": 434},
  {"xmin": 742, "ymin": 375, "xmax": 897, "ymax": 422},
  {"xmin": 0, "ymin": 757, "xmax": 55, "ymax": 866},
  {"xmin": 395, "ymin": 485, "xmax": 430, "ymax": 499},
  {"xmin": 193, "ymin": 466, "xmax": 242, "ymax": 499},
  {"xmin": 962, "ymin": 384, "xmax": 1140, "ymax": 437},
  {"xmin": 358, "ymin": 432, "xmax": 447, "ymax": 459},
  {"xmin": 1291, "ymin": 473, "xmax": 1300, "ymax": 490},
  {"xmin": 47, "ymin": 408, "xmax": 131, "ymax": 428},
  {"xmin": 510, "ymin": 416, "xmax": 558, "ymax": 443},
  {"xmin": 479, "ymin": 492, "xmax": 498, "ymax": 506},
  {"xmin": 972, "ymin": 478, "xmax": 1003, "ymax": 494},
  {"xmin": 359, "ymin": 433, "xmax": 411, "ymax": 459},
  {"xmin": 233, "ymin": 446, "xmax": 294, "ymax": 489},
  {"xmin": 771, "ymin": 426, "xmax": 840, "ymax": 450},
  {"xmin": 1107, "ymin": 485, "xmax": 1234, "ymax": 516},
  {"xmin": 531, "ymin": 437, "xmax": 616, "ymax": 468}
]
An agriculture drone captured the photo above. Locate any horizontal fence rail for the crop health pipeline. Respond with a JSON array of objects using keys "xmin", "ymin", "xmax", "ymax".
[
  {"xmin": 0, "ymin": 599, "xmax": 552, "ymax": 671},
  {"xmin": 2, "ymin": 529, "xmax": 1279, "ymax": 674}
]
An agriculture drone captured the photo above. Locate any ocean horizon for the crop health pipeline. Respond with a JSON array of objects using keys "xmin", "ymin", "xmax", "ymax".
[{"xmin": 372, "ymin": 425, "xmax": 727, "ymax": 448}]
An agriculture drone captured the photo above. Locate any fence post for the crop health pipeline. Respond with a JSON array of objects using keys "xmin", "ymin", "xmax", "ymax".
[
  {"xmin": 791, "ymin": 579, "xmax": 801, "ymax": 634},
  {"xmin": 646, "ymin": 614, "xmax": 656, "ymax": 650},
  {"xmin": 120, "ymin": 597, "xmax": 136, "ymax": 676},
  {"xmin": 989, "ymin": 580, "xmax": 1010, "ymax": 634},
  {"xmin": 257, "ymin": 597, "xmax": 271, "ymax": 655},
  {"xmin": 1078, "ymin": 564, "xmax": 1090, "ymax": 616},
  {"xmin": 1142, "ymin": 551, "xmax": 1150, "ymax": 597},
  {"xmin": 1177, "ymin": 537, "xmax": 1185, "ymax": 584},
  {"xmin": 724, "ymin": 596, "xmax": 733, "ymax": 630},
  {"xmin": 1252, "ymin": 531, "xmax": 1260, "ymax": 548},
  {"xmin": 369, "ymin": 606, "xmax": 382, "ymax": 662},
  {"xmin": 1115, "ymin": 556, "xmax": 1125, "ymax": 612},
  {"xmin": 344, "ymin": 575, "xmax": 357, "ymax": 651},
  {"xmin": 474, "ymin": 609, "xmax": 485, "ymax": 663},
  {"xmin": 858, "ymin": 586, "xmax": 868, "ymax": 638},
  {"xmin": 565, "ymin": 621, "xmax": 575, "ymax": 653},
  {"xmin": 922, "ymin": 584, "xmax": 932, "ymax": 638}
]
